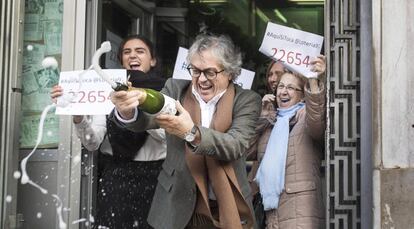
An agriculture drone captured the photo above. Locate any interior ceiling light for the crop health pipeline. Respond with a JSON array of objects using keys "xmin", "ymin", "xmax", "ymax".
[
  {"xmin": 190, "ymin": 0, "xmax": 228, "ymax": 3},
  {"xmin": 196, "ymin": 5, "xmax": 216, "ymax": 15},
  {"xmin": 288, "ymin": 0, "xmax": 324, "ymax": 5},
  {"xmin": 274, "ymin": 9, "xmax": 287, "ymax": 23},
  {"xmin": 256, "ymin": 8, "xmax": 269, "ymax": 23},
  {"xmin": 292, "ymin": 23, "xmax": 302, "ymax": 30}
]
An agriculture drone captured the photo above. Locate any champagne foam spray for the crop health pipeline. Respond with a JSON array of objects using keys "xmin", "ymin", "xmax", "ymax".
[
  {"xmin": 19, "ymin": 57, "xmax": 95, "ymax": 229},
  {"xmin": 19, "ymin": 103, "xmax": 67, "ymax": 229},
  {"xmin": 42, "ymin": 56, "xmax": 59, "ymax": 69}
]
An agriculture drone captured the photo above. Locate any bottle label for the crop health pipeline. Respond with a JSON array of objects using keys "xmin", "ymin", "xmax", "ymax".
[{"xmin": 156, "ymin": 94, "xmax": 177, "ymax": 115}]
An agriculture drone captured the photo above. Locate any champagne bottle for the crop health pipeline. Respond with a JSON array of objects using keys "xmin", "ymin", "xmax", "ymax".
[
  {"xmin": 134, "ymin": 88, "xmax": 177, "ymax": 115},
  {"xmin": 113, "ymin": 82, "xmax": 176, "ymax": 115}
]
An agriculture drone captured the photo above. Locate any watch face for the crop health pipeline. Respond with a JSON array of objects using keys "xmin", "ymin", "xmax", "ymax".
[
  {"xmin": 184, "ymin": 133, "xmax": 195, "ymax": 142},
  {"xmin": 184, "ymin": 125, "xmax": 197, "ymax": 142}
]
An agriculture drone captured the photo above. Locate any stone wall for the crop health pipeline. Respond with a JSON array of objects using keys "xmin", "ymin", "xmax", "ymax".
[{"xmin": 373, "ymin": 0, "xmax": 414, "ymax": 228}]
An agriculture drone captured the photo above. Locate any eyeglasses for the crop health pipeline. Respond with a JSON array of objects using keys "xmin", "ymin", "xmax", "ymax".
[
  {"xmin": 277, "ymin": 83, "xmax": 303, "ymax": 93},
  {"xmin": 187, "ymin": 67, "xmax": 224, "ymax": 80}
]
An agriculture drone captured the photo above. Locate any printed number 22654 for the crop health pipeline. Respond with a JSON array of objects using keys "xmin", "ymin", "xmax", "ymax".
[
  {"xmin": 68, "ymin": 90, "xmax": 109, "ymax": 103},
  {"xmin": 271, "ymin": 48, "xmax": 310, "ymax": 67}
]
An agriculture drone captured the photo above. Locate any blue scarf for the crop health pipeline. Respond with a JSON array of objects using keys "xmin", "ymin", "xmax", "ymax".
[{"xmin": 255, "ymin": 102, "xmax": 305, "ymax": 210}]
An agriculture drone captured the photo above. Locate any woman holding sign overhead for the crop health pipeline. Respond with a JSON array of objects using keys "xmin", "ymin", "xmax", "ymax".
[
  {"xmin": 248, "ymin": 55, "xmax": 326, "ymax": 229},
  {"xmin": 51, "ymin": 34, "xmax": 166, "ymax": 228}
]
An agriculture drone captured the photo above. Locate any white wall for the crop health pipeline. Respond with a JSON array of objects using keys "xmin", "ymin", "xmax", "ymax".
[
  {"xmin": 380, "ymin": 0, "xmax": 414, "ymax": 168},
  {"xmin": 373, "ymin": 1, "xmax": 414, "ymax": 228}
]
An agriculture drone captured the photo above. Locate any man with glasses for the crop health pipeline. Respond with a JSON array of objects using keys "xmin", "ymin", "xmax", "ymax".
[
  {"xmin": 186, "ymin": 66, "xmax": 224, "ymax": 80},
  {"xmin": 109, "ymin": 34, "xmax": 261, "ymax": 229}
]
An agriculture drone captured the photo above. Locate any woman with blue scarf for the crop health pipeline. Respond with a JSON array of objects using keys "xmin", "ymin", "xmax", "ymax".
[{"xmin": 249, "ymin": 55, "xmax": 326, "ymax": 229}]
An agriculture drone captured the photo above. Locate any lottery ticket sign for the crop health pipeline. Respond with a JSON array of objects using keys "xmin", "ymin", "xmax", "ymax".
[
  {"xmin": 56, "ymin": 69, "xmax": 127, "ymax": 115},
  {"xmin": 259, "ymin": 22, "xmax": 324, "ymax": 78},
  {"xmin": 172, "ymin": 47, "xmax": 255, "ymax": 89}
]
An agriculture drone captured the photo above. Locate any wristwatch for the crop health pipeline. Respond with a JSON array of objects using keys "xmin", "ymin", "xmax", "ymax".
[{"xmin": 184, "ymin": 125, "xmax": 198, "ymax": 143}]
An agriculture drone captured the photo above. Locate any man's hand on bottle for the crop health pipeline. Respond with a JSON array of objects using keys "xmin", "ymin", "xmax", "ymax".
[
  {"xmin": 110, "ymin": 89, "xmax": 143, "ymax": 120},
  {"xmin": 155, "ymin": 100, "xmax": 194, "ymax": 139}
]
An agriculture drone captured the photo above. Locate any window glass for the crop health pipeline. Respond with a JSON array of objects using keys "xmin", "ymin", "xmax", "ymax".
[
  {"xmin": 186, "ymin": 0, "xmax": 323, "ymax": 95},
  {"xmin": 20, "ymin": 0, "xmax": 63, "ymax": 148}
]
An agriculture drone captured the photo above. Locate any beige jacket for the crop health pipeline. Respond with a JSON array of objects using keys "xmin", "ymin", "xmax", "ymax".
[{"xmin": 247, "ymin": 84, "xmax": 326, "ymax": 228}]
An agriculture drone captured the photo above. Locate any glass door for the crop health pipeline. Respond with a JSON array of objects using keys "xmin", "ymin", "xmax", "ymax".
[{"xmin": 79, "ymin": 1, "xmax": 156, "ymax": 228}]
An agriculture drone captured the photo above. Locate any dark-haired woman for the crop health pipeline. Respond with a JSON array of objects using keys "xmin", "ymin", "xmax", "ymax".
[{"xmin": 51, "ymin": 35, "xmax": 166, "ymax": 228}]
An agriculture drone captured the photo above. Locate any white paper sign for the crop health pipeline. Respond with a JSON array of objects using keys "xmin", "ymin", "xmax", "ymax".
[
  {"xmin": 56, "ymin": 69, "xmax": 127, "ymax": 115},
  {"xmin": 172, "ymin": 47, "xmax": 191, "ymax": 80},
  {"xmin": 172, "ymin": 47, "xmax": 255, "ymax": 89},
  {"xmin": 259, "ymin": 22, "xmax": 324, "ymax": 78}
]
